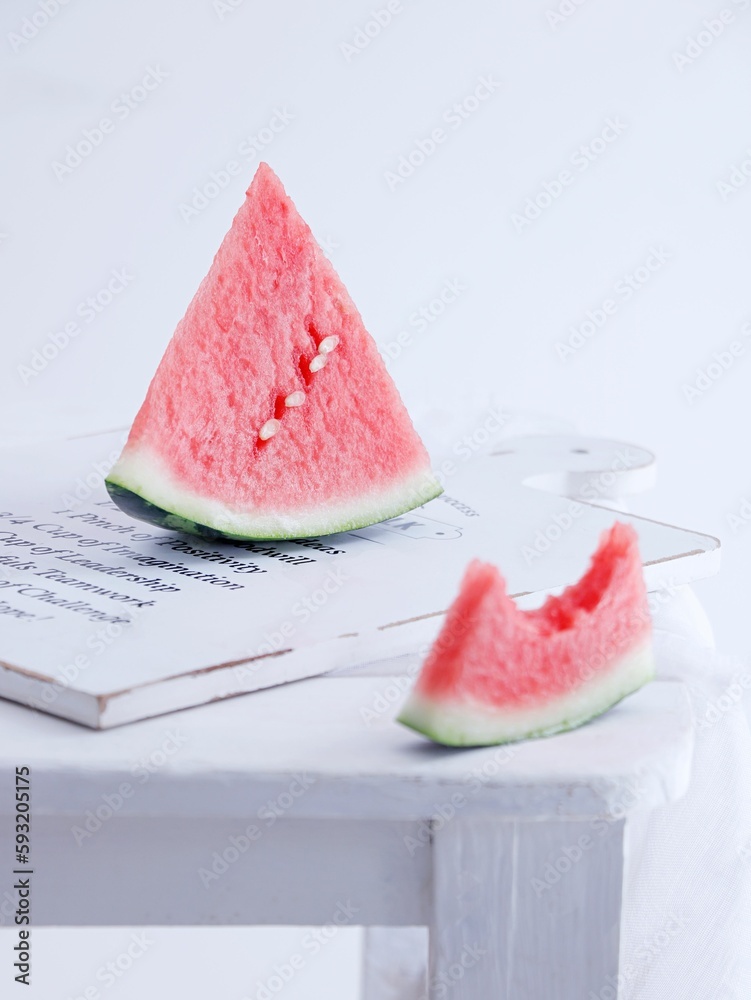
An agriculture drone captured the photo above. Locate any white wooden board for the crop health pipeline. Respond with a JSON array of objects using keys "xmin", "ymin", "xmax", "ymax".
[{"xmin": 0, "ymin": 430, "xmax": 719, "ymax": 728}]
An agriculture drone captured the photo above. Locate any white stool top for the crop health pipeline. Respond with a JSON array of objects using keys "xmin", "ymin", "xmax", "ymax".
[{"xmin": 0, "ymin": 675, "xmax": 693, "ymax": 821}]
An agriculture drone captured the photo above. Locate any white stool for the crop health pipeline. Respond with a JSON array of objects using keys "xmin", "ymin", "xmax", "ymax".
[{"xmin": 0, "ymin": 672, "xmax": 693, "ymax": 999}]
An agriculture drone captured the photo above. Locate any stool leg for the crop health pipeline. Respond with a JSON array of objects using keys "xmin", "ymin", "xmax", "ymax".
[
  {"xmin": 429, "ymin": 818, "xmax": 625, "ymax": 999},
  {"xmin": 362, "ymin": 927, "xmax": 428, "ymax": 1000}
]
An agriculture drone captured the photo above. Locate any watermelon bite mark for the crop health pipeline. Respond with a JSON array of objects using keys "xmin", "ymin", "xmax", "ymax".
[
  {"xmin": 398, "ymin": 522, "xmax": 655, "ymax": 747},
  {"xmin": 106, "ymin": 163, "xmax": 441, "ymax": 540}
]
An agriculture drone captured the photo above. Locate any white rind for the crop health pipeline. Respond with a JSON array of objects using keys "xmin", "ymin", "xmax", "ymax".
[
  {"xmin": 398, "ymin": 637, "xmax": 655, "ymax": 746},
  {"xmin": 107, "ymin": 443, "xmax": 442, "ymax": 539}
]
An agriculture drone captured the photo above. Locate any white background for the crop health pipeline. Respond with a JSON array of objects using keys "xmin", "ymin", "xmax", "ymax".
[{"xmin": 1, "ymin": 0, "xmax": 750, "ymax": 996}]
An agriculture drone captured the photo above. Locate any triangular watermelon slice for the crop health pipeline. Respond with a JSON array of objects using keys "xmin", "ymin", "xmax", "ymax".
[
  {"xmin": 106, "ymin": 163, "xmax": 441, "ymax": 540},
  {"xmin": 398, "ymin": 522, "xmax": 655, "ymax": 746}
]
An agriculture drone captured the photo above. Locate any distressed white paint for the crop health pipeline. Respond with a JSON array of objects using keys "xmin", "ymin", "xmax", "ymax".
[
  {"xmin": 15, "ymin": 818, "xmax": 431, "ymax": 927},
  {"xmin": 0, "ymin": 674, "xmax": 694, "ymax": 997},
  {"xmin": 429, "ymin": 817, "xmax": 625, "ymax": 999},
  {"xmin": 362, "ymin": 928, "xmax": 427, "ymax": 1000}
]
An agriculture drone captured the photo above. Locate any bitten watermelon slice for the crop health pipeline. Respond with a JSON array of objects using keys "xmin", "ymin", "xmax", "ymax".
[
  {"xmin": 398, "ymin": 522, "xmax": 655, "ymax": 746},
  {"xmin": 106, "ymin": 163, "xmax": 441, "ymax": 540}
]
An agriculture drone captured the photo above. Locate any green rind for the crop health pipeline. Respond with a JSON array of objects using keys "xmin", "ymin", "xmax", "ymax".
[
  {"xmin": 396, "ymin": 661, "xmax": 655, "ymax": 748},
  {"xmin": 105, "ymin": 476, "xmax": 443, "ymax": 541},
  {"xmin": 105, "ymin": 481, "xmax": 235, "ymax": 540}
]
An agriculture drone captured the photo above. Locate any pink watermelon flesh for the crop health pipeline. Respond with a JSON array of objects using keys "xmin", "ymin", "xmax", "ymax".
[
  {"xmin": 398, "ymin": 522, "xmax": 655, "ymax": 746},
  {"xmin": 106, "ymin": 162, "xmax": 441, "ymax": 540}
]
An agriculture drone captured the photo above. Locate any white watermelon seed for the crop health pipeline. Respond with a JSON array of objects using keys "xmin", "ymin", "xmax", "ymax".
[
  {"xmin": 309, "ymin": 354, "xmax": 327, "ymax": 373},
  {"xmin": 284, "ymin": 391, "xmax": 306, "ymax": 407},
  {"xmin": 258, "ymin": 419, "xmax": 280, "ymax": 441},
  {"xmin": 318, "ymin": 335, "xmax": 340, "ymax": 354}
]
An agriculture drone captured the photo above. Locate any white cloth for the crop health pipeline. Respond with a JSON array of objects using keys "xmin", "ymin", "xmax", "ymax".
[
  {"xmin": 415, "ymin": 405, "xmax": 751, "ymax": 996},
  {"xmin": 620, "ymin": 588, "xmax": 751, "ymax": 1000}
]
